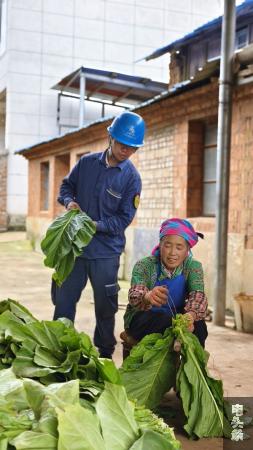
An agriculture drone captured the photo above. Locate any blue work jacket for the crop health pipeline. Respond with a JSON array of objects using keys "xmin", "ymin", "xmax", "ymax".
[{"xmin": 58, "ymin": 150, "xmax": 142, "ymax": 259}]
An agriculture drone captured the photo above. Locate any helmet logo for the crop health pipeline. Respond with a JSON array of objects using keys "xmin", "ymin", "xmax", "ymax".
[{"xmin": 127, "ymin": 125, "xmax": 135, "ymax": 137}]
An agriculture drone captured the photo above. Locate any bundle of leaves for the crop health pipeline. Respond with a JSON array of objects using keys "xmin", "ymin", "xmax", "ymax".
[
  {"xmin": 120, "ymin": 331, "xmax": 176, "ymax": 409},
  {"xmin": 0, "ymin": 299, "xmax": 120, "ymax": 398},
  {"xmin": 41, "ymin": 209, "xmax": 96, "ymax": 285},
  {"xmin": 172, "ymin": 314, "xmax": 232, "ymax": 439},
  {"xmin": 0, "ymin": 368, "xmax": 181, "ymax": 450},
  {"xmin": 121, "ymin": 314, "xmax": 232, "ymax": 439}
]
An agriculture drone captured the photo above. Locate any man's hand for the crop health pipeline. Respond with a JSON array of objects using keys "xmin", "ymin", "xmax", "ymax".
[
  {"xmin": 184, "ymin": 312, "xmax": 195, "ymax": 332},
  {"xmin": 145, "ymin": 285, "xmax": 168, "ymax": 307},
  {"xmin": 66, "ymin": 201, "xmax": 81, "ymax": 211}
]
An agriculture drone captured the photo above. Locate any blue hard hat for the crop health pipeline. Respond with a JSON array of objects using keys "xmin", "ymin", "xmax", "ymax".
[{"xmin": 107, "ymin": 111, "xmax": 146, "ymax": 147}]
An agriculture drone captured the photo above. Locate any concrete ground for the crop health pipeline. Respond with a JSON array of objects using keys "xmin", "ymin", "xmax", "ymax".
[{"xmin": 0, "ymin": 231, "xmax": 253, "ymax": 449}]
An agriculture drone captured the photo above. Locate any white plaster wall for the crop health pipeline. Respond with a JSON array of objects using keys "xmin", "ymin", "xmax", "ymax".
[{"xmin": 3, "ymin": 0, "xmax": 221, "ymax": 221}]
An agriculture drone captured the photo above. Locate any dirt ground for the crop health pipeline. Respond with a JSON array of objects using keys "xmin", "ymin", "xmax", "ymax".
[{"xmin": 0, "ymin": 231, "xmax": 253, "ymax": 450}]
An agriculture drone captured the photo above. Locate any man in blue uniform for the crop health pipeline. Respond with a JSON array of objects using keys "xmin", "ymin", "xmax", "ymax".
[{"xmin": 53, "ymin": 111, "xmax": 146, "ymax": 358}]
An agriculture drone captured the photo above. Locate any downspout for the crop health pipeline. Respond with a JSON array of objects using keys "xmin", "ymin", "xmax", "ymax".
[
  {"xmin": 213, "ymin": 0, "xmax": 236, "ymax": 325},
  {"xmin": 79, "ymin": 69, "xmax": 86, "ymax": 128}
]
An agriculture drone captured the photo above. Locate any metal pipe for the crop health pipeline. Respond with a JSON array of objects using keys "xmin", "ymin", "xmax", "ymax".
[
  {"xmin": 213, "ymin": 0, "xmax": 236, "ymax": 325},
  {"xmin": 79, "ymin": 71, "xmax": 86, "ymax": 128}
]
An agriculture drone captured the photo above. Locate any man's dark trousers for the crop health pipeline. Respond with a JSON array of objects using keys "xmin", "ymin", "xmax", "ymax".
[{"xmin": 52, "ymin": 256, "xmax": 120, "ymax": 358}]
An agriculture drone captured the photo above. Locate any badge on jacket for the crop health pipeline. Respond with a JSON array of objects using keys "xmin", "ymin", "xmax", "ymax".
[{"xmin": 133, "ymin": 194, "xmax": 140, "ymax": 209}]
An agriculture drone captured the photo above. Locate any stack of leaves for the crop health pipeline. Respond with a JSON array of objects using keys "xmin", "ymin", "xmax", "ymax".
[
  {"xmin": 121, "ymin": 314, "xmax": 232, "ymax": 439},
  {"xmin": 0, "ymin": 369, "xmax": 181, "ymax": 450},
  {"xmin": 41, "ymin": 209, "xmax": 96, "ymax": 285},
  {"xmin": 0, "ymin": 299, "xmax": 120, "ymax": 396}
]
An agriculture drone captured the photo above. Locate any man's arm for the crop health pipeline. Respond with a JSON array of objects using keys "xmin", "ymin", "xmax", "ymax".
[{"xmin": 57, "ymin": 161, "xmax": 80, "ymax": 208}]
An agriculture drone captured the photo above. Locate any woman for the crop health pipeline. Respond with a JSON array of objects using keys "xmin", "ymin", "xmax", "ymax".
[{"xmin": 122, "ymin": 218, "xmax": 208, "ymax": 352}]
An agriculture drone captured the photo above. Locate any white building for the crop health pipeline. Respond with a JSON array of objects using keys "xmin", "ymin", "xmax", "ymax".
[{"xmin": 0, "ymin": 0, "xmax": 222, "ymax": 229}]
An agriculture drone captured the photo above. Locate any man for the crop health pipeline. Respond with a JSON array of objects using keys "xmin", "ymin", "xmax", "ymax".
[{"xmin": 52, "ymin": 111, "xmax": 146, "ymax": 358}]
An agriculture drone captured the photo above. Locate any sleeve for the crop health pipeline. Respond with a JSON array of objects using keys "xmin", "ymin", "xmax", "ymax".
[
  {"xmin": 96, "ymin": 172, "xmax": 142, "ymax": 235},
  {"xmin": 184, "ymin": 291, "xmax": 208, "ymax": 320},
  {"xmin": 57, "ymin": 160, "xmax": 81, "ymax": 208},
  {"xmin": 128, "ymin": 258, "xmax": 154, "ymax": 310},
  {"xmin": 184, "ymin": 260, "xmax": 208, "ymax": 320}
]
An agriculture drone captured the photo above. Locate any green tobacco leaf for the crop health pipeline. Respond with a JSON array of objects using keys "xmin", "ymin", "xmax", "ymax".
[
  {"xmin": 0, "ymin": 311, "xmax": 36, "ymax": 343},
  {"xmin": 12, "ymin": 340, "xmax": 55, "ymax": 378},
  {"xmin": 173, "ymin": 315, "xmax": 231, "ymax": 438},
  {"xmin": 0, "ymin": 299, "xmax": 37, "ymax": 324},
  {"xmin": 96, "ymin": 358, "xmax": 122, "ymax": 385},
  {"xmin": 129, "ymin": 430, "xmax": 179, "ymax": 450},
  {"xmin": 120, "ymin": 332, "xmax": 176, "ymax": 409},
  {"xmin": 0, "ymin": 368, "xmax": 29, "ymax": 412},
  {"xmin": 0, "ymin": 438, "xmax": 8, "ymax": 450},
  {"xmin": 134, "ymin": 405, "xmax": 181, "ymax": 449},
  {"xmin": 10, "ymin": 431, "xmax": 57, "ymax": 449},
  {"xmin": 96, "ymin": 382, "xmax": 139, "ymax": 450},
  {"xmin": 41, "ymin": 210, "xmax": 95, "ymax": 286},
  {"xmin": 57, "ymin": 404, "xmax": 106, "ymax": 450}
]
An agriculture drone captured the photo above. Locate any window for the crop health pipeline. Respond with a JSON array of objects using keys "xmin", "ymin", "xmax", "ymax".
[
  {"xmin": 235, "ymin": 27, "xmax": 249, "ymax": 50},
  {"xmin": 207, "ymin": 38, "xmax": 221, "ymax": 61},
  {"xmin": 202, "ymin": 124, "xmax": 217, "ymax": 216},
  {"xmin": 187, "ymin": 121, "xmax": 217, "ymax": 218},
  {"xmin": 0, "ymin": 0, "xmax": 7, "ymax": 56},
  {"xmin": 40, "ymin": 161, "xmax": 50, "ymax": 211}
]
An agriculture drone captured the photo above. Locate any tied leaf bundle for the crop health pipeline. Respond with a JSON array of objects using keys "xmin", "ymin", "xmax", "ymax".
[
  {"xmin": 41, "ymin": 209, "xmax": 96, "ymax": 286},
  {"xmin": 172, "ymin": 314, "xmax": 232, "ymax": 439},
  {"xmin": 120, "ymin": 331, "xmax": 176, "ymax": 410},
  {"xmin": 121, "ymin": 314, "xmax": 232, "ymax": 439}
]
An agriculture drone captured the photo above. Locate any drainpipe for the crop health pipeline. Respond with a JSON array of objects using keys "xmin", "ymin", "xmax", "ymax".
[
  {"xmin": 213, "ymin": 0, "xmax": 236, "ymax": 325},
  {"xmin": 79, "ymin": 69, "xmax": 86, "ymax": 128}
]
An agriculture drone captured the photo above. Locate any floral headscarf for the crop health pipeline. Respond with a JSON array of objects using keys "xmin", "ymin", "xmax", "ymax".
[{"xmin": 152, "ymin": 218, "xmax": 203, "ymax": 256}]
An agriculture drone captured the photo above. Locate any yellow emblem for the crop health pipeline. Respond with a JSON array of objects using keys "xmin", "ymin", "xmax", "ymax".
[{"xmin": 134, "ymin": 194, "xmax": 140, "ymax": 209}]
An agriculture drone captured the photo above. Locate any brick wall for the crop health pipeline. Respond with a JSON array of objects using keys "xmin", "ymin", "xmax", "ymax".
[
  {"xmin": 135, "ymin": 82, "xmax": 219, "ymax": 232},
  {"xmin": 137, "ymin": 123, "xmax": 175, "ymax": 228},
  {"xmin": 230, "ymin": 83, "xmax": 253, "ymax": 248},
  {"xmin": 0, "ymin": 154, "xmax": 8, "ymax": 230},
  {"xmin": 23, "ymin": 79, "xmax": 253, "ymax": 251}
]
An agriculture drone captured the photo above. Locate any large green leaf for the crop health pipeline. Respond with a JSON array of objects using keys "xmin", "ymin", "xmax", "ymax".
[
  {"xmin": 57, "ymin": 404, "xmax": 106, "ymax": 450},
  {"xmin": 41, "ymin": 209, "xmax": 96, "ymax": 285},
  {"xmin": 129, "ymin": 430, "xmax": 179, "ymax": 450},
  {"xmin": 10, "ymin": 431, "xmax": 57, "ymax": 449},
  {"xmin": 0, "ymin": 368, "xmax": 29, "ymax": 411},
  {"xmin": 172, "ymin": 314, "xmax": 232, "ymax": 438},
  {"xmin": 120, "ymin": 332, "xmax": 176, "ymax": 409},
  {"xmin": 0, "ymin": 299, "xmax": 36, "ymax": 324},
  {"xmin": 96, "ymin": 382, "xmax": 140, "ymax": 450}
]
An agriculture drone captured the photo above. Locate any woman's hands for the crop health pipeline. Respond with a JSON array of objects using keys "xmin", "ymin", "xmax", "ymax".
[
  {"xmin": 184, "ymin": 312, "xmax": 195, "ymax": 332},
  {"xmin": 144, "ymin": 285, "xmax": 168, "ymax": 307}
]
